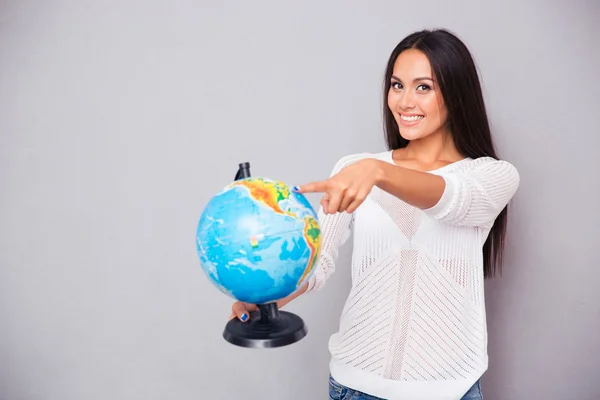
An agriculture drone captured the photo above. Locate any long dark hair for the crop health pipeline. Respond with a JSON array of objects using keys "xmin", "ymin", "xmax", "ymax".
[{"xmin": 383, "ymin": 29, "xmax": 507, "ymax": 278}]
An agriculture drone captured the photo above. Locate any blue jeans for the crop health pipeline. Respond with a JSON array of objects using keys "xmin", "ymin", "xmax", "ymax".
[{"xmin": 328, "ymin": 375, "xmax": 483, "ymax": 400}]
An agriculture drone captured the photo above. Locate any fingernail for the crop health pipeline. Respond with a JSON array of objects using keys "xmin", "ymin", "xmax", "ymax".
[
  {"xmin": 241, "ymin": 313, "xmax": 248, "ymax": 322},
  {"xmin": 292, "ymin": 186, "xmax": 299, "ymax": 191}
]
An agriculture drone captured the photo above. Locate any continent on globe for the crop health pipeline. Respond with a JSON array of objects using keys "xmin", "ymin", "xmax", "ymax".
[{"xmin": 196, "ymin": 177, "xmax": 321, "ymax": 305}]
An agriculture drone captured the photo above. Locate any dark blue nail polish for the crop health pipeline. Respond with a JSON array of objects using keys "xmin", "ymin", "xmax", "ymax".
[
  {"xmin": 292, "ymin": 186, "xmax": 299, "ymax": 191},
  {"xmin": 241, "ymin": 313, "xmax": 248, "ymax": 321}
]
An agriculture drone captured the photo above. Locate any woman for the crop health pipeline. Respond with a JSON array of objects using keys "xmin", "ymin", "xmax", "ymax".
[{"xmin": 231, "ymin": 29, "xmax": 520, "ymax": 400}]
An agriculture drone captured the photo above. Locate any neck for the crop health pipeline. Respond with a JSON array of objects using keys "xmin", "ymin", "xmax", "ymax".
[{"xmin": 404, "ymin": 129, "xmax": 462, "ymax": 163}]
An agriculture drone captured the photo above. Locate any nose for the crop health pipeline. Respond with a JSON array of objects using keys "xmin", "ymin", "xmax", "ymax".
[{"xmin": 397, "ymin": 90, "xmax": 416, "ymax": 110}]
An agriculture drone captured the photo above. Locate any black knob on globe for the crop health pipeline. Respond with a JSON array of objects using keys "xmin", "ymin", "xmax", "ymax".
[{"xmin": 234, "ymin": 162, "xmax": 251, "ymax": 180}]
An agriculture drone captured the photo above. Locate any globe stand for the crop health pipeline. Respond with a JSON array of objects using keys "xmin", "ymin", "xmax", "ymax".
[
  {"xmin": 223, "ymin": 302, "xmax": 307, "ymax": 348},
  {"xmin": 221, "ymin": 162, "xmax": 308, "ymax": 348}
]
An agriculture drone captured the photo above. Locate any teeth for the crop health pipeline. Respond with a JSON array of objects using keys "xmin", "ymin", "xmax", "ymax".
[{"xmin": 400, "ymin": 114, "xmax": 424, "ymax": 122}]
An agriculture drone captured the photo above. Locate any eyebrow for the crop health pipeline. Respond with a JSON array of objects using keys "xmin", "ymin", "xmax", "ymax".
[{"xmin": 391, "ymin": 75, "xmax": 434, "ymax": 82}]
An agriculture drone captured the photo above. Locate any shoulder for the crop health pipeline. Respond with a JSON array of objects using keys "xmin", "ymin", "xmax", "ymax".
[
  {"xmin": 460, "ymin": 156, "xmax": 519, "ymax": 173},
  {"xmin": 452, "ymin": 156, "xmax": 520, "ymax": 186},
  {"xmin": 330, "ymin": 150, "xmax": 391, "ymax": 173}
]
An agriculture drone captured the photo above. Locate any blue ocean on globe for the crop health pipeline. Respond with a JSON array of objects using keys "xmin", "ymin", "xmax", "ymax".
[{"xmin": 196, "ymin": 177, "xmax": 321, "ymax": 305}]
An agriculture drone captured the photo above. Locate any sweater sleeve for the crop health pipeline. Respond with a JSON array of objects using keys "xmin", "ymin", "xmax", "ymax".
[
  {"xmin": 422, "ymin": 157, "xmax": 520, "ymax": 228},
  {"xmin": 305, "ymin": 154, "xmax": 366, "ymax": 293}
]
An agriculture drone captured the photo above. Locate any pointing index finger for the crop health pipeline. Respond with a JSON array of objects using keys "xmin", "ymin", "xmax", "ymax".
[{"xmin": 293, "ymin": 180, "xmax": 329, "ymax": 193}]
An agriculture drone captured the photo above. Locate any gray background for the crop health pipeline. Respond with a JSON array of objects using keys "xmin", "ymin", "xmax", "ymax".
[{"xmin": 1, "ymin": 1, "xmax": 599, "ymax": 399}]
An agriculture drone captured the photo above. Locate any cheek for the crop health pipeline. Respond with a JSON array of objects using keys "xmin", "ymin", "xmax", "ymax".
[
  {"xmin": 435, "ymin": 100, "xmax": 448, "ymax": 125},
  {"xmin": 420, "ymin": 95, "xmax": 440, "ymax": 116},
  {"xmin": 421, "ymin": 96, "xmax": 449, "ymax": 125},
  {"xmin": 433, "ymin": 94, "xmax": 448, "ymax": 122},
  {"xmin": 387, "ymin": 90, "xmax": 395, "ymax": 110},
  {"xmin": 439, "ymin": 107, "xmax": 448, "ymax": 124}
]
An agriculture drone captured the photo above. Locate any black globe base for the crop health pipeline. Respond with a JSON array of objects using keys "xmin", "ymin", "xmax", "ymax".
[{"xmin": 223, "ymin": 302, "xmax": 307, "ymax": 348}]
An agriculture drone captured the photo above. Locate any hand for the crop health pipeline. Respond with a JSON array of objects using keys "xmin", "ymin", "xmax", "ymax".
[
  {"xmin": 229, "ymin": 301, "xmax": 258, "ymax": 322},
  {"xmin": 295, "ymin": 158, "xmax": 383, "ymax": 214}
]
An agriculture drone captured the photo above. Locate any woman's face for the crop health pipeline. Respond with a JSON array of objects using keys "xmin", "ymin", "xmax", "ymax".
[{"xmin": 387, "ymin": 49, "xmax": 449, "ymax": 141}]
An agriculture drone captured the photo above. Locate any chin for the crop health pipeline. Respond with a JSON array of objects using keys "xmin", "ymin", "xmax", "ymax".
[{"xmin": 398, "ymin": 129, "xmax": 429, "ymax": 141}]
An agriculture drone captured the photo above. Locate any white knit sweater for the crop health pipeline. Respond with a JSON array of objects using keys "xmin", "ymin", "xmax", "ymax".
[{"xmin": 306, "ymin": 150, "xmax": 520, "ymax": 400}]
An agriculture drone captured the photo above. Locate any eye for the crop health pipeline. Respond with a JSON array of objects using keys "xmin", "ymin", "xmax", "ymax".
[
  {"xmin": 391, "ymin": 82, "xmax": 403, "ymax": 90},
  {"xmin": 416, "ymin": 84, "xmax": 431, "ymax": 92}
]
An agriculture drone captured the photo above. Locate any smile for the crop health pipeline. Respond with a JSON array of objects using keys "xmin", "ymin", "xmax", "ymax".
[
  {"xmin": 400, "ymin": 114, "xmax": 424, "ymax": 122},
  {"xmin": 398, "ymin": 113, "xmax": 424, "ymax": 127}
]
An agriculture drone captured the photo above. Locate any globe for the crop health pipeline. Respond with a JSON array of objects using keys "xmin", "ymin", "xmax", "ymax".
[{"xmin": 196, "ymin": 176, "xmax": 322, "ymax": 306}]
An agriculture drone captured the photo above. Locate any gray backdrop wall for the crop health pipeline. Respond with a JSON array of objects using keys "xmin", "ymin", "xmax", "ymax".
[{"xmin": 1, "ymin": 1, "xmax": 598, "ymax": 399}]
